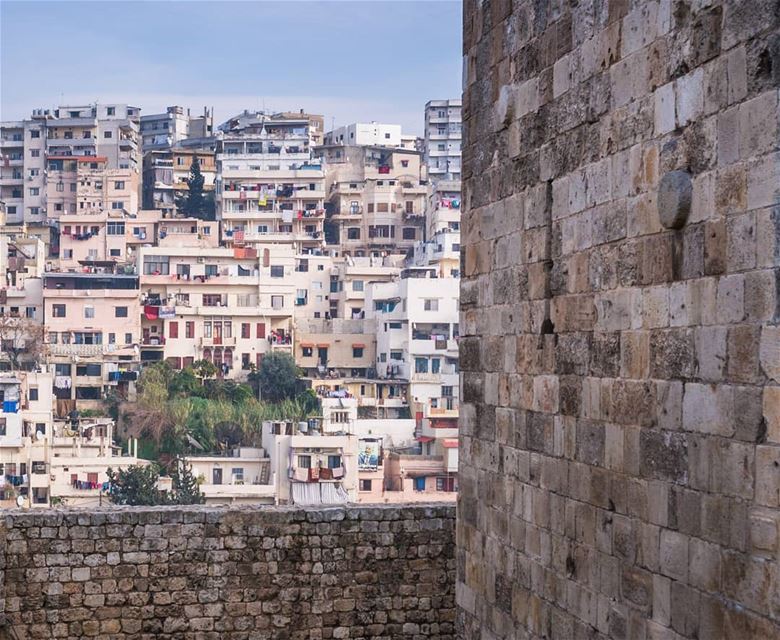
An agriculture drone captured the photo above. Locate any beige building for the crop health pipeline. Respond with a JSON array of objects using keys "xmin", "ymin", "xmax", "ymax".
[
  {"xmin": 139, "ymin": 105, "xmax": 213, "ymax": 152},
  {"xmin": 138, "ymin": 243, "xmax": 294, "ymax": 374},
  {"xmin": 142, "ymin": 146, "xmax": 216, "ymax": 216},
  {"xmin": 0, "ymin": 228, "xmax": 45, "ymax": 331},
  {"xmin": 317, "ymin": 144, "xmax": 426, "ymax": 256},
  {"xmin": 43, "ymin": 271, "xmax": 141, "ymax": 413}
]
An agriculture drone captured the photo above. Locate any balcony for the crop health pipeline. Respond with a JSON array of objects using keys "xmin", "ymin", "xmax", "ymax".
[{"xmin": 200, "ymin": 336, "xmax": 237, "ymax": 347}]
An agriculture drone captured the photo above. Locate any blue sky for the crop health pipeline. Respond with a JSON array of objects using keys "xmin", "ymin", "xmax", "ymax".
[{"xmin": 0, "ymin": 1, "xmax": 462, "ymax": 135}]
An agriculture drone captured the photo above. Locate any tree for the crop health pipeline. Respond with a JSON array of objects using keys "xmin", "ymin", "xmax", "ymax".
[
  {"xmin": 250, "ymin": 352, "xmax": 300, "ymax": 402},
  {"xmin": 174, "ymin": 157, "xmax": 215, "ymax": 220},
  {"xmin": 192, "ymin": 359, "xmax": 217, "ymax": 382},
  {"xmin": 106, "ymin": 464, "xmax": 163, "ymax": 506},
  {"xmin": 106, "ymin": 459, "xmax": 204, "ymax": 506},
  {"xmin": 0, "ymin": 314, "xmax": 46, "ymax": 370},
  {"xmin": 170, "ymin": 459, "xmax": 205, "ymax": 504}
]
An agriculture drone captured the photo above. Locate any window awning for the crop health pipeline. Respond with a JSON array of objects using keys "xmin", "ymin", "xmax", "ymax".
[
  {"xmin": 416, "ymin": 436, "xmax": 434, "ymax": 443},
  {"xmin": 316, "ymin": 343, "xmax": 329, "ymax": 348},
  {"xmin": 352, "ymin": 343, "xmax": 366, "ymax": 348},
  {"xmin": 300, "ymin": 343, "xmax": 314, "ymax": 348},
  {"xmin": 442, "ymin": 439, "xmax": 458, "ymax": 448}
]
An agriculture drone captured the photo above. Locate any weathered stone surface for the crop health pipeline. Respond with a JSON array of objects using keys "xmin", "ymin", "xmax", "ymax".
[
  {"xmin": 460, "ymin": 0, "xmax": 780, "ymax": 638},
  {"xmin": 0, "ymin": 504, "xmax": 456, "ymax": 640}
]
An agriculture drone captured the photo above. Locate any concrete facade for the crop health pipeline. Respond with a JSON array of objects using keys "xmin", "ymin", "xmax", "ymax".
[{"xmin": 459, "ymin": 1, "xmax": 780, "ymax": 638}]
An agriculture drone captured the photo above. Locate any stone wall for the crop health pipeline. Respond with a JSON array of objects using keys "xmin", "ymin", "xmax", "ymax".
[
  {"xmin": 459, "ymin": 0, "xmax": 779, "ymax": 638},
  {"xmin": 0, "ymin": 504, "xmax": 455, "ymax": 639}
]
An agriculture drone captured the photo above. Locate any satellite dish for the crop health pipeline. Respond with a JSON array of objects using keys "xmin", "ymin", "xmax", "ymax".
[
  {"xmin": 16, "ymin": 495, "xmax": 25, "ymax": 508},
  {"xmin": 35, "ymin": 431, "xmax": 44, "ymax": 441}
]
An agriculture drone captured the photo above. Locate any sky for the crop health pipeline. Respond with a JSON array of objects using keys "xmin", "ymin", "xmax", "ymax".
[{"xmin": 0, "ymin": 1, "xmax": 462, "ymax": 136}]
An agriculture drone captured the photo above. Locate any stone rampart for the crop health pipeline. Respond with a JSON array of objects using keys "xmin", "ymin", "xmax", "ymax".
[{"xmin": 0, "ymin": 503, "xmax": 455, "ymax": 639}]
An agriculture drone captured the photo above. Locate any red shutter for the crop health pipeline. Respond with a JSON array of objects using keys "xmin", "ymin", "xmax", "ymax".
[
  {"xmin": 256, "ymin": 353, "xmax": 264, "ymax": 368},
  {"xmin": 242, "ymin": 323, "xmax": 250, "ymax": 339},
  {"xmin": 185, "ymin": 321, "xmax": 194, "ymax": 339},
  {"xmin": 256, "ymin": 323, "xmax": 266, "ymax": 339},
  {"xmin": 169, "ymin": 321, "xmax": 178, "ymax": 339}
]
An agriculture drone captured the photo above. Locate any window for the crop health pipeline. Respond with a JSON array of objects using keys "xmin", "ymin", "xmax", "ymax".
[
  {"xmin": 29, "ymin": 207, "xmax": 40, "ymax": 216},
  {"xmin": 241, "ymin": 323, "xmax": 250, "ymax": 339},
  {"xmin": 104, "ymin": 131, "xmax": 112, "ymax": 138},
  {"xmin": 232, "ymin": 468, "xmax": 244, "ymax": 482},
  {"xmin": 29, "ymin": 388, "xmax": 38, "ymax": 401},
  {"xmin": 125, "ymin": 333, "xmax": 132, "ymax": 344},
  {"xmin": 30, "ymin": 130, "xmax": 40, "ymax": 138},
  {"xmin": 143, "ymin": 256, "xmax": 169, "ymax": 275},
  {"xmin": 107, "ymin": 107, "xmax": 115, "ymax": 115},
  {"xmin": 26, "ymin": 307, "xmax": 35, "ymax": 319},
  {"xmin": 270, "ymin": 265, "xmax": 284, "ymax": 278},
  {"xmin": 415, "ymin": 357, "xmax": 429, "ymax": 373},
  {"xmin": 401, "ymin": 160, "xmax": 409, "ymax": 167},
  {"xmin": 110, "ymin": 249, "xmax": 121, "ymax": 257},
  {"xmin": 271, "ymin": 295, "xmax": 283, "ymax": 310},
  {"xmin": 202, "ymin": 294, "xmax": 222, "ymax": 307},
  {"xmin": 169, "ymin": 322, "xmax": 178, "ymax": 339},
  {"xmin": 48, "ymin": 332, "xmax": 58, "ymax": 344},
  {"xmin": 402, "ymin": 228, "xmax": 416, "ymax": 240},
  {"xmin": 390, "ymin": 350, "xmax": 403, "ymax": 361},
  {"xmin": 52, "ymin": 304, "xmax": 66, "ymax": 318},
  {"xmin": 84, "ymin": 306, "xmax": 95, "ymax": 319},
  {"xmin": 107, "ymin": 222, "xmax": 125, "ymax": 235},
  {"xmin": 352, "ymin": 347, "xmax": 364, "ymax": 358},
  {"xmin": 62, "ymin": 249, "xmax": 73, "ymax": 259},
  {"xmin": 432, "ymin": 358, "xmax": 441, "ymax": 374},
  {"xmin": 205, "ymin": 264, "xmax": 218, "ymax": 277},
  {"xmin": 302, "ymin": 346, "xmax": 313, "ymax": 357},
  {"xmin": 111, "ymin": 202, "xmax": 125, "ymax": 210},
  {"xmin": 29, "ymin": 187, "xmax": 39, "ymax": 196},
  {"xmin": 327, "ymin": 455, "xmax": 342, "ymax": 468},
  {"xmin": 298, "ymin": 455, "xmax": 312, "ymax": 469},
  {"xmin": 108, "ymin": 333, "xmax": 116, "ymax": 344},
  {"xmin": 114, "ymin": 180, "xmax": 125, "ymax": 191},
  {"xmin": 31, "ymin": 149, "xmax": 40, "ymax": 157},
  {"xmin": 424, "ymin": 299, "xmax": 439, "ymax": 311},
  {"xmin": 115, "ymin": 306, "xmax": 128, "ymax": 318},
  {"xmin": 256, "ymin": 323, "xmax": 266, "ymax": 339},
  {"xmin": 186, "ymin": 322, "xmax": 194, "ymax": 339},
  {"xmin": 359, "ymin": 479, "xmax": 373, "ymax": 491},
  {"xmin": 76, "ymin": 363, "xmax": 102, "ymax": 377},
  {"xmin": 70, "ymin": 183, "xmax": 76, "ymax": 192},
  {"xmin": 347, "ymin": 228, "xmax": 360, "ymax": 240},
  {"xmin": 64, "ymin": 131, "xmax": 74, "ymax": 139},
  {"xmin": 0, "ymin": 419, "xmax": 5, "ymax": 437},
  {"xmin": 436, "ymin": 477, "xmax": 456, "ymax": 492}
]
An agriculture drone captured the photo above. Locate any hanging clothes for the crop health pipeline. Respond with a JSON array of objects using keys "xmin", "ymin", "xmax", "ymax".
[{"xmin": 144, "ymin": 305, "xmax": 160, "ymax": 320}]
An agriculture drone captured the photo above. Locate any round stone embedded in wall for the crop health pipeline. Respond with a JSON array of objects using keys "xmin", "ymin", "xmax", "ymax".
[{"xmin": 657, "ymin": 170, "xmax": 692, "ymax": 230}]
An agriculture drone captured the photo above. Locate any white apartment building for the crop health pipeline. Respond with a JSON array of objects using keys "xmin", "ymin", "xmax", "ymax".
[
  {"xmin": 185, "ymin": 447, "xmax": 275, "ymax": 505},
  {"xmin": 216, "ymin": 111, "xmax": 327, "ymax": 254},
  {"xmin": 139, "ymin": 106, "xmax": 214, "ymax": 152},
  {"xmin": 324, "ymin": 122, "xmax": 402, "ymax": 147},
  {"xmin": 263, "ymin": 420, "xmax": 358, "ymax": 505},
  {"xmin": 0, "ymin": 370, "xmax": 143, "ymax": 508},
  {"xmin": 423, "ymin": 99, "xmax": 462, "ymax": 182},
  {"xmin": 138, "ymin": 242, "xmax": 295, "ymax": 375}
]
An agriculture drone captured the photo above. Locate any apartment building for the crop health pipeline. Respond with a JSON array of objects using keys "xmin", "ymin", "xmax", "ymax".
[
  {"xmin": 217, "ymin": 111, "xmax": 327, "ymax": 254},
  {"xmin": 263, "ymin": 420, "xmax": 357, "ymax": 505},
  {"xmin": 423, "ymin": 99, "xmax": 462, "ymax": 182},
  {"xmin": 142, "ymin": 146, "xmax": 217, "ymax": 216},
  {"xmin": 425, "ymin": 179, "xmax": 461, "ymax": 237},
  {"xmin": 0, "ymin": 227, "xmax": 45, "ymax": 328},
  {"xmin": 317, "ymin": 144, "xmax": 426, "ymax": 256},
  {"xmin": 1, "ymin": 103, "xmax": 141, "ymax": 246},
  {"xmin": 139, "ymin": 106, "xmax": 213, "ymax": 152},
  {"xmin": 0, "ymin": 370, "xmax": 143, "ymax": 508},
  {"xmin": 44, "ymin": 270, "xmax": 141, "ymax": 412},
  {"xmin": 324, "ymin": 122, "xmax": 402, "ymax": 147},
  {"xmin": 185, "ymin": 447, "xmax": 275, "ymax": 505},
  {"xmin": 138, "ymin": 242, "xmax": 294, "ymax": 374}
]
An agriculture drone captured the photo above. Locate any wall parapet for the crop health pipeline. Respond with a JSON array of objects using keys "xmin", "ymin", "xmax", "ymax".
[{"xmin": 0, "ymin": 503, "xmax": 455, "ymax": 639}]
